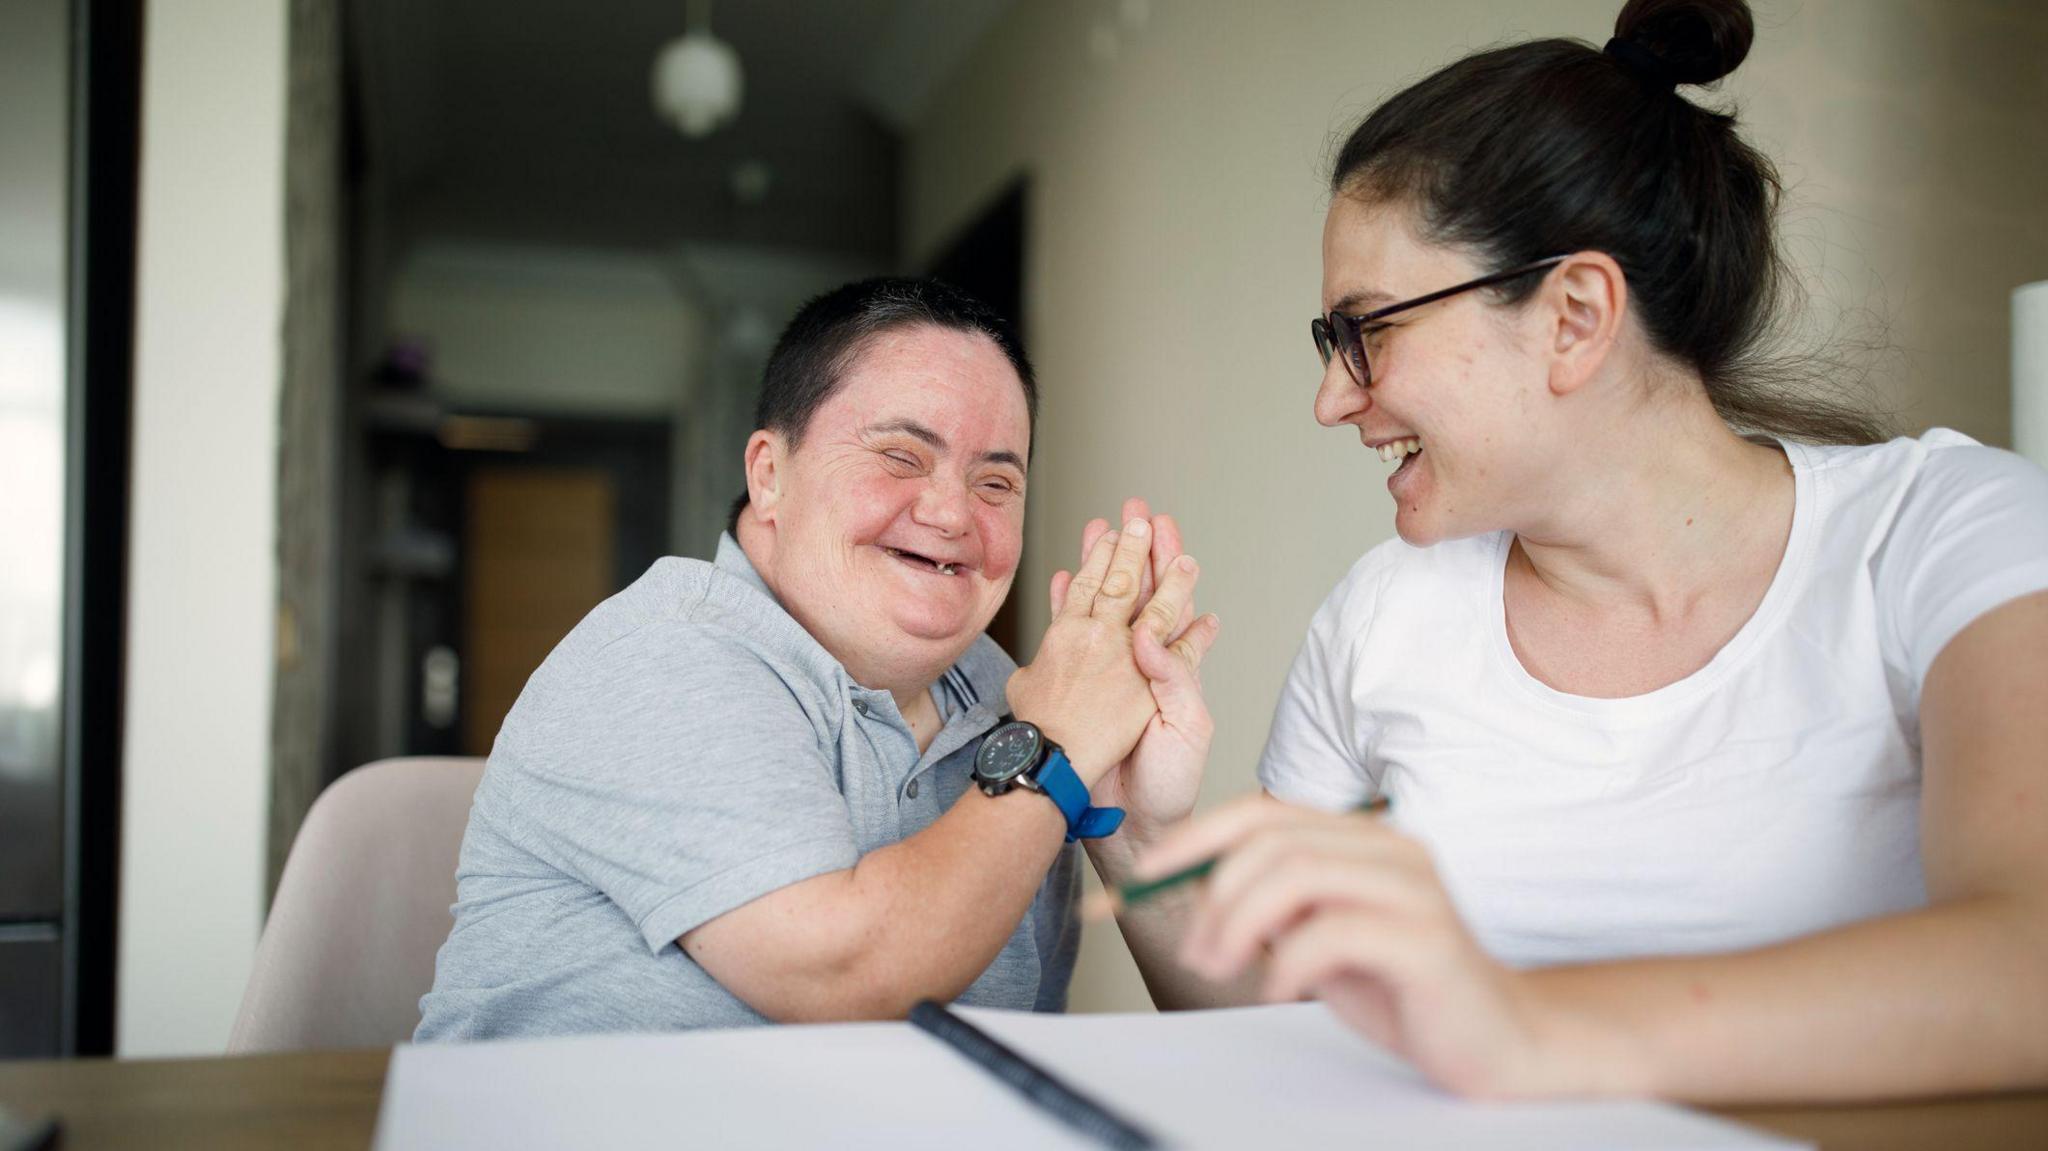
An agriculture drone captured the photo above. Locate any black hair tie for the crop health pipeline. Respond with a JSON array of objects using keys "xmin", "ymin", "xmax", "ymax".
[{"xmin": 1604, "ymin": 37, "xmax": 1679, "ymax": 94}]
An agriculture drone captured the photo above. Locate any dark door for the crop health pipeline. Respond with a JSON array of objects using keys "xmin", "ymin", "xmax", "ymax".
[{"xmin": 927, "ymin": 179, "xmax": 1029, "ymax": 659}]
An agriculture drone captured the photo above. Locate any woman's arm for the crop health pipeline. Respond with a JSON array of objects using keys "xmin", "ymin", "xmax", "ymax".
[
  {"xmin": 1524, "ymin": 588, "xmax": 2048, "ymax": 1102},
  {"xmin": 1088, "ymin": 839, "xmax": 1267, "ymax": 1012},
  {"xmin": 1140, "ymin": 591, "xmax": 2048, "ymax": 1102},
  {"xmin": 1053, "ymin": 500, "xmax": 1253, "ymax": 1010}
]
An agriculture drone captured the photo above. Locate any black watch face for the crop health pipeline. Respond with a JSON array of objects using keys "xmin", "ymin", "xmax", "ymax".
[{"xmin": 976, "ymin": 722, "xmax": 1043, "ymax": 785}]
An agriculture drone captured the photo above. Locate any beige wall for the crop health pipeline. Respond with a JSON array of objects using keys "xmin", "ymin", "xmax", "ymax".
[
  {"xmin": 906, "ymin": 0, "xmax": 2048, "ymax": 1013},
  {"xmin": 121, "ymin": 0, "xmax": 286, "ymax": 1056}
]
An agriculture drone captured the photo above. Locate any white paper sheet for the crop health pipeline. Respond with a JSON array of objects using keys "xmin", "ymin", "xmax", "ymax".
[{"xmin": 374, "ymin": 1002, "xmax": 1806, "ymax": 1150}]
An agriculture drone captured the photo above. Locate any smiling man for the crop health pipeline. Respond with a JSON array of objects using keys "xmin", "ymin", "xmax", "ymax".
[{"xmin": 416, "ymin": 278, "xmax": 1213, "ymax": 1039}]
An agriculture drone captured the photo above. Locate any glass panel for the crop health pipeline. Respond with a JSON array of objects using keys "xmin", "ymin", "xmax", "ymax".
[{"xmin": 0, "ymin": 0, "xmax": 70, "ymax": 918}]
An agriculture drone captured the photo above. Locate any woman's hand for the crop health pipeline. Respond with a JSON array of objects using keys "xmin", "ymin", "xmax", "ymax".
[
  {"xmin": 1052, "ymin": 499, "xmax": 1219, "ymax": 843},
  {"xmin": 1135, "ymin": 796, "xmax": 1582, "ymax": 1099}
]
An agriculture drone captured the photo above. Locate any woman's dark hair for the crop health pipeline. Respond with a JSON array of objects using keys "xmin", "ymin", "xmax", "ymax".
[
  {"xmin": 1330, "ymin": 0, "xmax": 1888, "ymax": 445},
  {"xmin": 727, "ymin": 276, "xmax": 1036, "ymax": 536}
]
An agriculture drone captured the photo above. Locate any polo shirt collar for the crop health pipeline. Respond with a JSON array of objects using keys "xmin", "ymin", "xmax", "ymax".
[{"xmin": 713, "ymin": 531, "xmax": 773, "ymax": 598}]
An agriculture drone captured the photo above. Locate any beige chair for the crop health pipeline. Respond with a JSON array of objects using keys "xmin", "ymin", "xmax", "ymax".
[{"xmin": 228, "ymin": 756, "xmax": 485, "ymax": 1053}]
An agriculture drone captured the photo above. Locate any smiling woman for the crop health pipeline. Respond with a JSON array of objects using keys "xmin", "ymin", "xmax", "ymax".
[{"xmin": 1090, "ymin": 0, "xmax": 2048, "ymax": 1109}]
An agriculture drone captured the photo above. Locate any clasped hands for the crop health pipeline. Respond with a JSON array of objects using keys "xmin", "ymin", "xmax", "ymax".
[{"xmin": 1005, "ymin": 497, "xmax": 1219, "ymax": 841}]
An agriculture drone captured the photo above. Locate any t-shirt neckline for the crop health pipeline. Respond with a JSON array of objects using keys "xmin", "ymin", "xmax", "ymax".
[{"xmin": 1483, "ymin": 439, "xmax": 1820, "ymax": 719}]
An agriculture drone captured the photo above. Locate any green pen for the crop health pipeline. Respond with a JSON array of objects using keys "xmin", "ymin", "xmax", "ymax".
[{"xmin": 1085, "ymin": 795, "xmax": 1391, "ymax": 920}]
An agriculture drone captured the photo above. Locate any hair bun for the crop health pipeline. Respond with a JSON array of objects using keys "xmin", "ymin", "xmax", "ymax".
[{"xmin": 1613, "ymin": 0, "xmax": 1753, "ymax": 86}]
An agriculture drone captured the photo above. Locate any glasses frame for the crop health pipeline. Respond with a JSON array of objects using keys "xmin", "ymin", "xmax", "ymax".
[{"xmin": 1312, "ymin": 255, "xmax": 1570, "ymax": 387}]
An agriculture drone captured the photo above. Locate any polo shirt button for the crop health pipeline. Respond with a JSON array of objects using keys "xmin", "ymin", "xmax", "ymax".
[
  {"xmin": 906, "ymin": 779, "xmax": 920, "ymax": 799},
  {"xmin": 853, "ymin": 699, "xmax": 869, "ymax": 716}
]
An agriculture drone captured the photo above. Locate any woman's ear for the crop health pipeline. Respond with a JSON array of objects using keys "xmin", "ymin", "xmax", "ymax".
[
  {"xmin": 1544, "ymin": 252, "xmax": 1629, "ymax": 398},
  {"xmin": 742, "ymin": 430, "xmax": 787, "ymax": 524}
]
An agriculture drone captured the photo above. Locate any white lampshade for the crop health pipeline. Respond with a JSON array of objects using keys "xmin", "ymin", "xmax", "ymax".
[
  {"xmin": 2015, "ymin": 281, "xmax": 2048, "ymax": 469},
  {"xmin": 652, "ymin": 34, "xmax": 742, "ymax": 138}
]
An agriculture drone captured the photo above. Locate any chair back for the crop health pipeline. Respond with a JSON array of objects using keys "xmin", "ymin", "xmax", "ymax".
[{"xmin": 227, "ymin": 756, "xmax": 485, "ymax": 1053}]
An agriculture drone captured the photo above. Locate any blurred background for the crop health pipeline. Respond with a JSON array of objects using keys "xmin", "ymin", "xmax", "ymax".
[{"xmin": 3, "ymin": 0, "xmax": 2044, "ymax": 1059}]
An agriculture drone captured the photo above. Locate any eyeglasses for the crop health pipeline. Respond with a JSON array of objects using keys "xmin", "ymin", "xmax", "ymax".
[{"xmin": 1311, "ymin": 256, "xmax": 1568, "ymax": 387}]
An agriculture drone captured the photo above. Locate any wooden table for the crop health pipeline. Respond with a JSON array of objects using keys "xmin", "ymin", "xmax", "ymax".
[{"xmin": 3, "ymin": 1048, "xmax": 2046, "ymax": 1150}]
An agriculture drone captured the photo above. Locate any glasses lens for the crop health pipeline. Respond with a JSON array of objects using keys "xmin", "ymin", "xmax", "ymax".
[
  {"xmin": 1332, "ymin": 313, "xmax": 1367, "ymax": 385},
  {"xmin": 1313, "ymin": 314, "xmax": 1368, "ymax": 385}
]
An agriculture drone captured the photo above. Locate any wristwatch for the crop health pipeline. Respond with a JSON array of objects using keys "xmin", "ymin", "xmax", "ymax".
[{"xmin": 972, "ymin": 720, "xmax": 1125, "ymax": 842}]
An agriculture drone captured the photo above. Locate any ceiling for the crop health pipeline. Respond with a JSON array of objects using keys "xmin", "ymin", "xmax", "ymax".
[{"xmin": 349, "ymin": 0, "xmax": 1013, "ymax": 262}]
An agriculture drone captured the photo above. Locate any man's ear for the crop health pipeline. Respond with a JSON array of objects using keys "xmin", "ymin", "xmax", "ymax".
[
  {"xmin": 1543, "ymin": 252, "xmax": 1628, "ymax": 398},
  {"xmin": 742, "ymin": 430, "xmax": 787, "ymax": 524}
]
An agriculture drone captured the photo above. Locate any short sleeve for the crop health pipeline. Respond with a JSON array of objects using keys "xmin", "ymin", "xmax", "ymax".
[
  {"xmin": 1257, "ymin": 568, "xmax": 1380, "ymax": 811},
  {"xmin": 1876, "ymin": 442, "xmax": 2048, "ymax": 694},
  {"xmin": 488, "ymin": 624, "xmax": 860, "ymax": 954}
]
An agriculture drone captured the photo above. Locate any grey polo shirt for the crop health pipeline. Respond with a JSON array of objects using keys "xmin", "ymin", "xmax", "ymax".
[{"xmin": 415, "ymin": 534, "xmax": 1082, "ymax": 1042}]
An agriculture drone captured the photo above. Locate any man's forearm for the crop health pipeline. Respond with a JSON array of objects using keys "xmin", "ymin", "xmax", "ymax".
[
  {"xmin": 688, "ymin": 771, "xmax": 1074, "ymax": 1024},
  {"xmin": 820, "ymin": 785, "xmax": 1070, "ymax": 1018}
]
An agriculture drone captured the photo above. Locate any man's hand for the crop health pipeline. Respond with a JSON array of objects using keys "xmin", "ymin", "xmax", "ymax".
[{"xmin": 1006, "ymin": 519, "xmax": 1165, "ymax": 781}]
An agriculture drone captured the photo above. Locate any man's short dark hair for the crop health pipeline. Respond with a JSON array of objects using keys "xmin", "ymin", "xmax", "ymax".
[{"xmin": 726, "ymin": 276, "xmax": 1036, "ymax": 537}]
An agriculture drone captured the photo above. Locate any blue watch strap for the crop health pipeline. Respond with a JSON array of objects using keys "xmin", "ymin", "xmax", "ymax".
[{"xmin": 1031, "ymin": 748, "xmax": 1124, "ymax": 842}]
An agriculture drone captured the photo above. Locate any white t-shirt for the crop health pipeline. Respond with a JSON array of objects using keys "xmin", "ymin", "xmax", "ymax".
[{"xmin": 1258, "ymin": 430, "xmax": 2048, "ymax": 968}]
